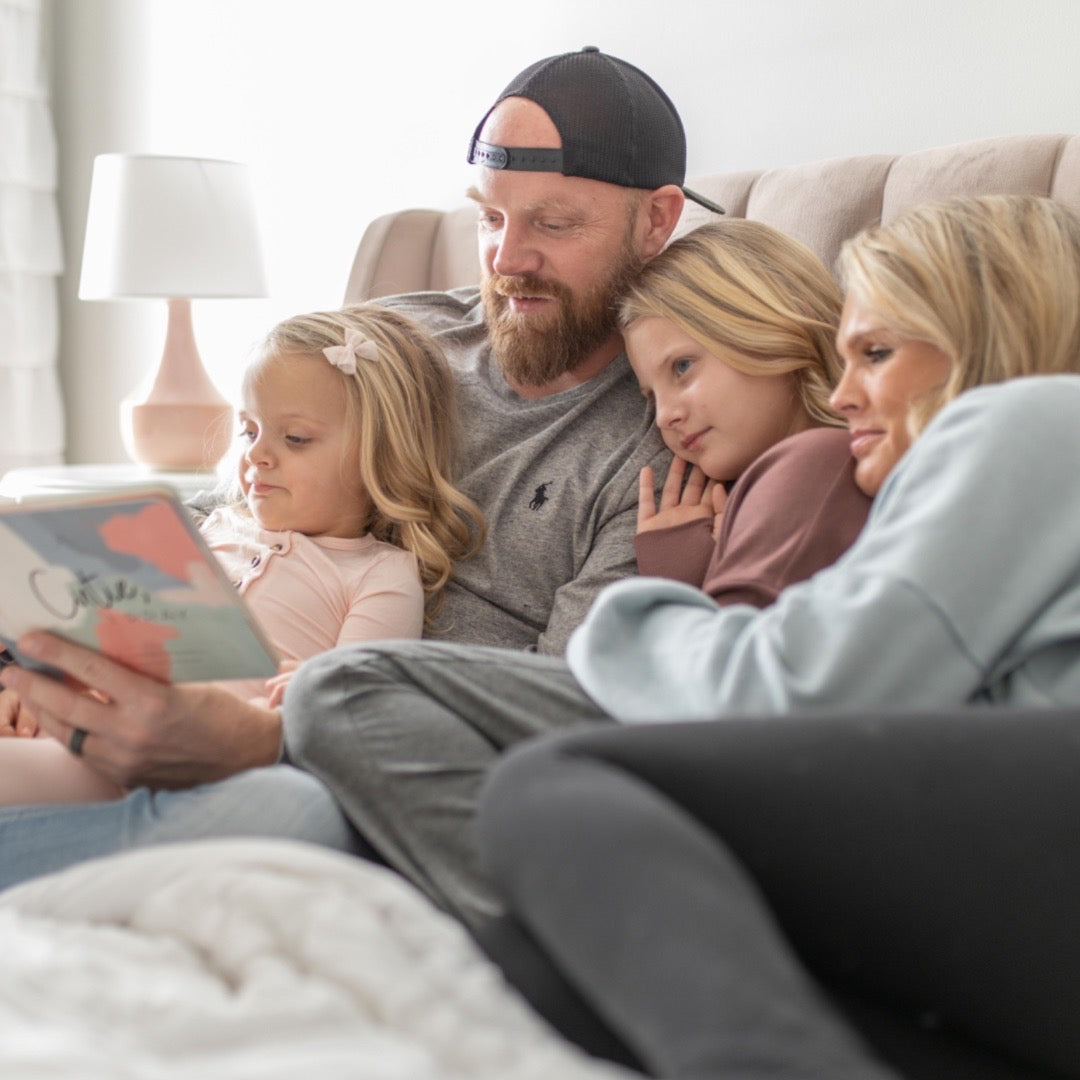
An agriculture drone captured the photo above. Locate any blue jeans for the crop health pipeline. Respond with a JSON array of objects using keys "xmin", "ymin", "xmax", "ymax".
[{"xmin": 0, "ymin": 764, "xmax": 364, "ymax": 892}]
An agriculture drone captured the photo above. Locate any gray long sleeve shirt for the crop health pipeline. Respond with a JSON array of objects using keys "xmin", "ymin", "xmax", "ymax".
[{"xmin": 382, "ymin": 288, "xmax": 670, "ymax": 656}]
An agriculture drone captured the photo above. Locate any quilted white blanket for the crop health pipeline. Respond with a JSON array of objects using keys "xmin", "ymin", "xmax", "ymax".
[{"xmin": 0, "ymin": 839, "xmax": 637, "ymax": 1079}]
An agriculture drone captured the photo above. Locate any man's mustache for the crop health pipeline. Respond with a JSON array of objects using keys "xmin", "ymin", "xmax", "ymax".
[{"xmin": 488, "ymin": 275, "xmax": 566, "ymax": 302}]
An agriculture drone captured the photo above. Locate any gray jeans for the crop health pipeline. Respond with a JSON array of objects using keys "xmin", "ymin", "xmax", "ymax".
[{"xmin": 282, "ymin": 641, "xmax": 612, "ymax": 928}]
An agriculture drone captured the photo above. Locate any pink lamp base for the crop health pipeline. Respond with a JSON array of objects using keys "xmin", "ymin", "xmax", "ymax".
[
  {"xmin": 121, "ymin": 399, "xmax": 233, "ymax": 472},
  {"xmin": 121, "ymin": 297, "xmax": 235, "ymax": 472}
]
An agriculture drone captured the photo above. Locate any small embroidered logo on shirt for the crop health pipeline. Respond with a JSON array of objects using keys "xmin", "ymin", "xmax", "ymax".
[{"xmin": 529, "ymin": 482, "xmax": 552, "ymax": 510}]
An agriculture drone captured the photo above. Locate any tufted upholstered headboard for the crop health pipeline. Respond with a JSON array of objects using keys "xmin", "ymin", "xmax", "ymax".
[{"xmin": 343, "ymin": 133, "xmax": 1080, "ymax": 303}]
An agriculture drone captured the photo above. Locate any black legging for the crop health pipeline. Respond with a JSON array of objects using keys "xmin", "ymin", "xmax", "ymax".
[{"xmin": 477, "ymin": 708, "xmax": 1080, "ymax": 1080}]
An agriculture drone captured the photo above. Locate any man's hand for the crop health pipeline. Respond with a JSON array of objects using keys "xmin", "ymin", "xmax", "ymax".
[
  {"xmin": 0, "ymin": 633, "xmax": 283, "ymax": 789},
  {"xmin": 638, "ymin": 457, "xmax": 728, "ymax": 538}
]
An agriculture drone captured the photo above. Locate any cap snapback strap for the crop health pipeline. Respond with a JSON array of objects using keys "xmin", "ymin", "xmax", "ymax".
[
  {"xmin": 468, "ymin": 136, "xmax": 725, "ymax": 215},
  {"xmin": 468, "ymin": 139, "xmax": 564, "ymax": 172}
]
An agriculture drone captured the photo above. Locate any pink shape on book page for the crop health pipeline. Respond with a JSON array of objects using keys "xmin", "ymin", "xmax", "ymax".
[
  {"xmin": 96, "ymin": 609, "xmax": 181, "ymax": 682},
  {"xmin": 98, "ymin": 501, "xmax": 202, "ymax": 582}
]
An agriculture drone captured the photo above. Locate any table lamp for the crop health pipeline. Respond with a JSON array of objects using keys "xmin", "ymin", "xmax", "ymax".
[{"xmin": 78, "ymin": 153, "xmax": 269, "ymax": 471}]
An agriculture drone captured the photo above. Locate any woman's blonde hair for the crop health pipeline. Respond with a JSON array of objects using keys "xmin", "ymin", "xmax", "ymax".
[
  {"xmin": 838, "ymin": 194, "xmax": 1080, "ymax": 434},
  {"xmin": 246, "ymin": 304, "xmax": 485, "ymax": 626},
  {"xmin": 618, "ymin": 219, "xmax": 844, "ymax": 428}
]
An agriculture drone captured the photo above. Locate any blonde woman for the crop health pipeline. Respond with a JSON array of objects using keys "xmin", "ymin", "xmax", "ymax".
[
  {"xmin": 481, "ymin": 195, "xmax": 1080, "ymax": 1080},
  {"xmin": 0, "ymin": 303, "xmax": 484, "ymax": 804}
]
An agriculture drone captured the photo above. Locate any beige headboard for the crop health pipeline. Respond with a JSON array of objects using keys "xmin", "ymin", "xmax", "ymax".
[{"xmin": 344, "ymin": 133, "xmax": 1080, "ymax": 303}]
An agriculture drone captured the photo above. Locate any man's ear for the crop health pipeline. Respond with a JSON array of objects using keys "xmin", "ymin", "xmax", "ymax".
[{"xmin": 639, "ymin": 184, "xmax": 685, "ymax": 259}]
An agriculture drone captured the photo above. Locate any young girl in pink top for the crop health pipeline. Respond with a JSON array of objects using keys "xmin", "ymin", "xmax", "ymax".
[{"xmin": 0, "ymin": 304, "xmax": 484, "ymax": 802}]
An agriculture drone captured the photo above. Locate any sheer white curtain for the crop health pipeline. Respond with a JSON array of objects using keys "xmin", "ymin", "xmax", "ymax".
[{"xmin": 0, "ymin": 0, "xmax": 64, "ymax": 473}]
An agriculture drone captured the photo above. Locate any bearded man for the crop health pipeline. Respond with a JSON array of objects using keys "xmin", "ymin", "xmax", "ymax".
[{"xmin": 373, "ymin": 47, "xmax": 728, "ymax": 655}]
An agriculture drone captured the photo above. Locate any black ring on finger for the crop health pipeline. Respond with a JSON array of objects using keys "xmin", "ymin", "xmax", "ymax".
[{"xmin": 69, "ymin": 727, "xmax": 88, "ymax": 757}]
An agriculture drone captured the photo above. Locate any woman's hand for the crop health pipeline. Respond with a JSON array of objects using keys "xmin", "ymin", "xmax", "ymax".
[
  {"xmin": 638, "ymin": 457, "xmax": 729, "ymax": 537},
  {"xmin": 0, "ymin": 633, "xmax": 283, "ymax": 789}
]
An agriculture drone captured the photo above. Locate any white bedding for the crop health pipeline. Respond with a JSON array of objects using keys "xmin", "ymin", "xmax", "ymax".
[{"xmin": 0, "ymin": 839, "xmax": 636, "ymax": 1079}]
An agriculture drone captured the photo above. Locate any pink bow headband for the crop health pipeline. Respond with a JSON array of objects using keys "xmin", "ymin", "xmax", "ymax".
[{"xmin": 323, "ymin": 329, "xmax": 380, "ymax": 374}]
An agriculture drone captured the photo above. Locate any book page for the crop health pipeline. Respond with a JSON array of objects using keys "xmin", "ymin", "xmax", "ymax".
[{"xmin": 0, "ymin": 487, "xmax": 278, "ymax": 683}]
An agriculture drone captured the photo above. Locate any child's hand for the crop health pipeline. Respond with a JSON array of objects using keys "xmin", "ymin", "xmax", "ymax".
[
  {"xmin": 264, "ymin": 660, "xmax": 301, "ymax": 710},
  {"xmin": 638, "ymin": 457, "xmax": 725, "ymax": 536},
  {"xmin": 0, "ymin": 688, "xmax": 39, "ymax": 737}
]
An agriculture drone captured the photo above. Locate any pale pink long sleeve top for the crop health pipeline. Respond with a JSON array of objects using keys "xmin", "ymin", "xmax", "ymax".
[{"xmin": 200, "ymin": 506, "xmax": 424, "ymax": 701}]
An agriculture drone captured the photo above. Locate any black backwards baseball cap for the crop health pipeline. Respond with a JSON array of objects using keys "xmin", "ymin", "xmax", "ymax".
[{"xmin": 467, "ymin": 46, "xmax": 725, "ymax": 215}]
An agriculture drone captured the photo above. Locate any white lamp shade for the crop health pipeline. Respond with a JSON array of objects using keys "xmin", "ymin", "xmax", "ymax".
[{"xmin": 78, "ymin": 154, "xmax": 269, "ymax": 299}]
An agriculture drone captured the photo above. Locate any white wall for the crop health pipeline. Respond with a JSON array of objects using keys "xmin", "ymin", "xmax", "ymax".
[{"xmin": 50, "ymin": 0, "xmax": 1080, "ymax": 464}]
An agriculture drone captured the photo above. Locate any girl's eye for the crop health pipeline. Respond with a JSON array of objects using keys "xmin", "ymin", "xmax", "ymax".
[
  {"xmin": 285, "ymin": 435, "xmax": 311, "ymax": 446},
  {"xmin": 673, "ymin": 357, "xmax": 694, "ymax": 377},
  {"xmin": 239, "ymin": 429, "xmax": 256, "ymax": 442},
  {"xmin": 866, "ymin": 347, "xmax": 893, "ymax": 364}
]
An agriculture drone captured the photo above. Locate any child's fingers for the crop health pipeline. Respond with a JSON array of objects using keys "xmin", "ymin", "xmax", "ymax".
[
  {"xmin": 0, "ymin": 689, "xmax": 21, "ymax": 734},
  {"xmin": 637, "ymin": 466, "xmax": 657, "ymax": 530},
  {"xmin": 266, "ymin": 678, "xmax": 288, "ymax": 709},
  {"xmin": 15, "ymin": 706, "xmax": 40, "ymax": 737},
  {"xmin": 682, "ymin": 465, "xmax": 709, "ymax": 505},
  {"xmin": 264, "ymin": 665, "xmax": 298, "ymax": 710},
  {"xmin": 659, "ymin": 455, "xmax": 688, "ymax": 509},
  {"xmin": 0, "ymin": 688, "xmax": 39, "ymax": 737}
]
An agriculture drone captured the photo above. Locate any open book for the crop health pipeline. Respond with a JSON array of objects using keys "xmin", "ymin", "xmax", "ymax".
[{"xmin": 0, "ymin": 486, "xmax": 278, "ymax": 683}]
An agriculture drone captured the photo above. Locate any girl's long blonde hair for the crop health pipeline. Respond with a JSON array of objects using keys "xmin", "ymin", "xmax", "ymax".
[
  {"xmin": 838, "ymin": 194, "xmax": 1080, "ymax": 435},
  {"xmin": 618, "ymin": 219, "xmax": 845, "ymax": 428},
  {"xmin": 249, "ymin": 304, "xmax": 485, "ymax": 626}
]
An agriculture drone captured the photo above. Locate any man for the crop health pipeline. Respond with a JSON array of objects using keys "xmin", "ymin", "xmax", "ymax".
[
  {"xmin": 0, "ymin": 48, "xmax": 715, "ymax": 890},
  {"xmin": 378, "ymin": 46, "xmax": 721, "ymax": 655}
]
